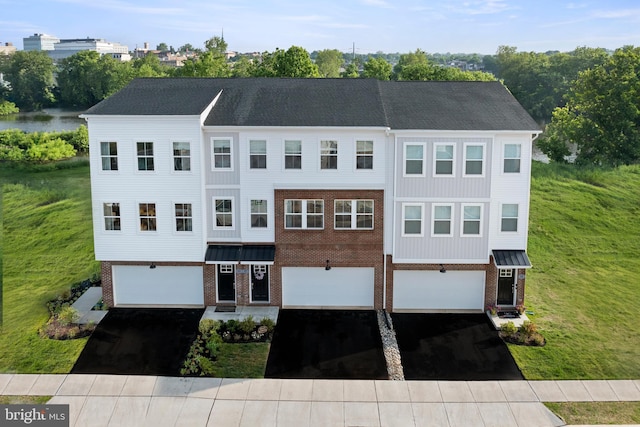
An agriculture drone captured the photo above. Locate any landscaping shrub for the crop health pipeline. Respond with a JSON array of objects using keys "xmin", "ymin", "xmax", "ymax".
[
  {"xmin": 499, "ymin": 320, "xmax": 546, "ymax": 347},
  {"xmin": 0, "ymin": 127, "xmax": 87, "ymax": 162},
  {"xmin": 501, "ymin": 321, "xmax": 518, "ymax": 335}
]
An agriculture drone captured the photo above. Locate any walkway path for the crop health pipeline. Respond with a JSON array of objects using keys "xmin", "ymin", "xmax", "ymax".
[{"xmin": 1, "ymin": 375, "xmax": 639, "ymax": 426}]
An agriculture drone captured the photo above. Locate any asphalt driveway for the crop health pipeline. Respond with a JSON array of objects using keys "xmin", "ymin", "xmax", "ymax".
[
  {"xmin": 391, "ymin": 313, "xmax": 524, "ymax": 380},
  {"xmin": 71, "ymin": 308, "xmax": 203, "ymax": 376},
  {"xmin": 265, "ymin": 309, "xmax": 388, "ymax": 379}
]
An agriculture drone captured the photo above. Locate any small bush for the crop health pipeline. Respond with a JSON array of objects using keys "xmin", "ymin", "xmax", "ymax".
[
  {"xmin": 501, "ymin": 321, "xmax": 518, "ymax": 335},
  {"xmin": 259, "ymin": 317, "xmax": 275, "ymax": 333},
  {"xmin": 57, "ymin": 306, "xmax": 80, "ymax": 326},
  {"xmin": 238, "ymin": 316, "xmax": 256, "ymax": 335},
  {"xmin": 206, "ymin": 333, "xmax": 223, "ymax": 358},
  {"xmin": 199, "ymin": 319, "xmax": 220, "ymax": 336},
  {"xmin": 224, "ymin": 319, "xmax": 239, "ymax": 335},
  {"xmin": 520, "ymin": 320, "xmax": 538, "ymax": 336}
]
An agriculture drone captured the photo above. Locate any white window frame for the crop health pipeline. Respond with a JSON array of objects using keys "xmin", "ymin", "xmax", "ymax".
[
  {"xmin": 433, "ymin": 143, "xmax": 455, "ymax": 177},
  {"xmin": 284, "ymin": 140, "xmax": 302, "ymax": 170},
  {"xmin": 461, "ymin": 204, "xmax": 483, "ymax": 237},
  {"xmin": 249, "ymin": 140, "xmax": 267, "ymax": 169},
  {"xmin": 402, "ymin": 203, "xmax": 424, "ymax": 237},
  {"xmin": 320, "ymin": 140, "xmax": 338, "ymax": 170},
  {"xmin": 432, "ymin": 203, "xmax": 454, "ymax": 237},
  {"xmin": 499, "ymin": 269, "xmax": 513, "ymax": 278},
  {"xmin": 212, "ymin": 138, "xmax": 233, "ymax": 170},
  {"xmin": 214, "ymin": 197, "xmax": 234, "ymax": 230},
  {"xmin": 403, "ymin": 142, "xmax": 426, "ymax": 177},
  {"xmin": 334, "ymin": 200, "xmax": 374, "ymax": 230},
  {"xmin": 501, "ymin": 203, "xmax": 519, "ymax": 232},
  {"xmin": 172, "ymin": 142, "xmax": 191, "ymax": 172},
  {"xmin": 138, "ymin": 202, "xmax": 157, "ymax": 232},
  {"xmin": 284, "ymin": 199, "xmax": 324, "ymax": 229},
  {"xmin": 175, "ymin": 203, "xmax": 193, "ymax": 232},
  {"xmin": 504, "ymin": 143, "xmax": 522, "ymax": 174},
  {"xmin": 356, "ymin": 140, "xmax": 374, "ymax": 170},
  {"xmin": 100, "ymin": 142, "xmax": 118, "ymax": 171},
  {"xmin": 136, "ymin": 141, "xmax": 154, "ymax": 172},
  {"xmin": 103, "ymin": 202, "xmax": 121, "ymax": 231},
  {"xmin": 219, "ymin": 264, "xmax": 234, "ymax": 274},
  {"xmin": 463, "ymin": 143, "xmax": 485, "ymax": 177},
  {"xmin": 250, "ymin": 199, "xmax": 268, "ymax": 229}
]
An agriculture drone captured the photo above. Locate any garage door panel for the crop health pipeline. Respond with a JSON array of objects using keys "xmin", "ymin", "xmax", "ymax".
[
  {"xmin": 113, "ymin": 265, "xmax": 204, "ymax": 307},
  {"xmin": 282, "ymin": 267, "xmax": 374, "ymax": 308},
  {"xmin": 393, "ymin": 270, "xmax": 485, "ymax": 311}
]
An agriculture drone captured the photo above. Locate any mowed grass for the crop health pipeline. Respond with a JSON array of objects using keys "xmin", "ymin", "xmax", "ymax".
[
  {"xmin": 0, "ymin": 160, "xmax": 99, "ymax": 373},
  {"xmin": 209, "ymin": 343, "xmax": 270, "ymax": 378},
  {"xmin": 545, "ymin": 402, "xmax": 640, "ymax": 425},
  {"xmin": 511, "ymin": 162, "xmax": 640, "ymax": 379}
]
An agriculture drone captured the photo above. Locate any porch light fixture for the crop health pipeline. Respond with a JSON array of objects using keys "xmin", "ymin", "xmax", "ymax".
[
  {"xmin": 325, "ymin": 260, "xmax": 331, "ymax": 271},
  {"xmin": 439, "ymin": 264, "xmax": 446, "ymax": 273},
  {"xmin": 150, "ymin": 262, "xmax": 156, "ymax": 269}
]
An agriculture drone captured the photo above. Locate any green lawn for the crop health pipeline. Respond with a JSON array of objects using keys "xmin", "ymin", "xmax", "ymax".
[
  {"xmin": 0, "ymin": 160, "xmax": 99, "ymax": 372},
  {"xmin": 545, "ymin": 402, "xmax": 640, "ymax": 425},
  {"xmin": 209, "ymin": 343, "xmax": 271, "ymax": 378}
]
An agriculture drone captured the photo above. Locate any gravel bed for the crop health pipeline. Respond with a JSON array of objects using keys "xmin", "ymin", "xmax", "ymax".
[{"xmin": 376, "ymin": 309, "xmax": 404, "ymax": 380}]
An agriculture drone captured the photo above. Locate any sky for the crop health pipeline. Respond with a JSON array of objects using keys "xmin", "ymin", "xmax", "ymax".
[{"xmin": 2, "ymin": 0, "xmax": 640, "ymax": 55}]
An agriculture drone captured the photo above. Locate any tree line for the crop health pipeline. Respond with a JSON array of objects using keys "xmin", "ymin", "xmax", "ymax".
[{"xmin": 1, "ymin": 36, "xmax": 639, "ymax": 167}]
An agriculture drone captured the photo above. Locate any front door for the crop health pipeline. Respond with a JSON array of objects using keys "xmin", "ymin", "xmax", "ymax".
[
  {"xmin": 251, "ymin": 265, "xmax": 269, "ymax": 302},
  {"xmin": 497, "ymin": 269, "xmax": 516, "ymax": 306},
  {"xmin": 217, "ymin": 264, "xmax": 236, "ymax": 302}
]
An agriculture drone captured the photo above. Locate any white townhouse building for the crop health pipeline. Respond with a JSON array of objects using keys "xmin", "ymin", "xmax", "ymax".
[{"xmin": 81, "ymin": 78, "xmax": 540, "ymax": 313}]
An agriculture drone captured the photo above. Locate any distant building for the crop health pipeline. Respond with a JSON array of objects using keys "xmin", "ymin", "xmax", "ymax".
[
  {"xmin": 23, "ymin": 33, "xmax": 60, "ymax": 51},
  {"xmin": 0, "ymin": 42, "xmax": 17, "ymax": 55},
  {"xmin": 49, "ymin": 38, "xmax": 129, "ymax": 61}
]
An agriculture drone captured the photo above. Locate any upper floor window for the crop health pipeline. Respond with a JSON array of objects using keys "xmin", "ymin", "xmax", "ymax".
[
  {"xmin": 250, "ymin": 199, "xmax": 268, "ymax": 228},
  {"xmin": 462, "ymin": 204, "xmax": 482, "ymax": 236},
  {"xmin": 284, "ymin": 140, "xmax": 302, "ymax": 169},
  {"xmin": 432, "ymin": 204, "xmax": 453, "ymax": 236},
  {"xmin": 100, "ymin": 142, "xmax": 118, "ymax": 171},
  {"xmin": 434, "ymin": 144, "xmax": 454, "ymax": 176},
  {"xmin": 250, "ymin": 140, "xmax": 267, "ymax": 169},
  {"xmin": 356, "ymin": 140, "xmax": 373, "ymax": 170},
  {"xmin": 103, "ymin": 203, "xmax": 120, "ymax": 231},
  {"xmin": 464, "ymin": 144, "xmax": 484, "ymax": 176},
  {"xmin": 139, "ymin": 203, "xmax": 157, "ymax": 231},
  {"xmin": 504, "ymin": 144, "xmax": 521, "ymax": 173},
  {"xmin": 334, "ymin": 200, "xmax": 374, "ymax": 230},
  {"xmin": 173, "ymin": 142, "xmax": 191, "ymax": 171},
  {"xmin": 175, "ymin": 203, "xmax": 193, "ymax": 232},
  {"xmin": 402, "ymin": 204, "xmax": 423, "ymax": 236},
  {"xmin": 215, "ymin": 198, "xmax": 233, "ymax": 228},
  {"xmin": 137, "ymin": 142, "xmax": 154, "ymax": 171},
  {"xmin": 320, "ymin": 140, "xmax": 338, "ymax": 170},
  {"xmin": 285, "ymin": 199, "xmax": 324, "ymax": 229},
  {"xmin": 501, "ymin": 204, "xmax": 519, "ymax": 232},
  {"xmin": 404, "ymin": 143, "xmax": 425, "ymax": 176},
  {"xmin": 212, "ymin": 139, "xmax": 232, "ymax": 169}
]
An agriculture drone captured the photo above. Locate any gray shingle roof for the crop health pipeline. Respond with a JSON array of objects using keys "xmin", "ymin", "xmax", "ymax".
[{"xmin": 83, "ymin": 78, "xmax": 540, "ymax": 131}]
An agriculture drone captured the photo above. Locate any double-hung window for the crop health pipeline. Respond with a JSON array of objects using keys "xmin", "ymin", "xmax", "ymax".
[
  {"xmin": 139, "ymin": 203, "xmax": 157, "ymax": 231},
  {"xmin": 434, "ymin": 144, "xmax": 454, "ymax": 176},
  {"xmin": 432, "ymin": 204, "xmax": 453, "ymax": 236},
  {"xmin": 212, "ymin": 139, "xmax": 232, "ymax": 169},
  {"xmin": 402, "ymin": 204, "xmax": 423, "ymax": 236},
  {"xmin": 462, "ymin": 204, "xmax": 482, "ymax": 236},
  {"xmin": 404, "ymin": 143, "xmax": 425, "ymax": 175},
  {"xmin": 320, "ymin": 140, "xmax": 338, "ymax": 169},
  {"xmin": 103, "ymin": 203, "xmax": 120, "ymax": 231},
  {"xmin": 173, "ymin": 142, "xmax": 191, "ymax": 171},
  {"xmin": 175, "ymin": 203, "xmax": 193, "ymax": 232},
  {"xmin": 334, "ymin": 200, "xmax": 374, "ymax": 229},
  {"xmin": 285, "ymin": 200, "xmax": 324, "ymax": 229},
  {"xmin": 284, "ymin": 140, "xmax": 302, "ymax": 169},
  {"xmin": 504, "ymin": 144, "xmax": 521, "ymax": 173},
  {"xmin": 250, "ymin": 200, "xmax": 268, "ymax": 228},
  {"xmin": 137, "ymin": 142, "xmax": 154, "ymax": 171},
  {"xmin": 215, "ymin": 198, "xmax": 233, "ymax": 228},
  {"xmin": 100, "ymin": 142, "xmax": 118, "ymax": 171},
  {"xmin": 464, "ymin": 144, "xmax": 484, "ymax": 176},
  {"xmin": 356, "ymin": 140, "xmax": 373, "ymax": 170},
  {"xmin": 249, "ymin": 140, "xmax": 267, "ymax": 169},
  {"xmin": 501, "ymin": 204, "xmax": 519, "ymax": 232}
]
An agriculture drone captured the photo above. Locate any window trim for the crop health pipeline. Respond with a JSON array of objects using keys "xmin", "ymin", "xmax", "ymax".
[
  {"xmin": 463, "ymin": 143, "xmax": 485, "ymax": 177},
  {"xmin": 334, "ymin": 199, "xmax": 374, "ymax": 230},
  {"xmin": 250, "ymin": 199, "xmax": 268, "ymax": 229},
  {"xmin": 284, "ymin": 139, "xmax": 302, "ymax": 170},
  {"xmin": 103, "ymin": 202, "xmax": 121, "ymax": 231},
  {"xmin": 138, "ymin": 202, "xmax": 157, "ymax": 232},
  {"xmin": 403, "ymin": 142, "xmax": 426, "ymax": 177},
  {"xmin": 431, "ymin": 203, "xmax": 454, "ymax": 237},
  {"xmin": 402, "ymin": 203, "xmax": 424, "ymax": 237},
  {"xmin": 174, "ymin": 202, "xmax": 193, "ymax": 232},
  {"xmin": 213, "ymin": 197, "xmax": 235, "ymax": 230},
  {"xmin": 503, "ymin": 143, "xmax": 522, "ymax": 174},
  {"xmin": 249, "ymin": 139, "xmax": 267, "ymax": 170},
  {"xmin": 501, "ymin": 203, "xmax": 519, "ymax": 232},
  {"xmin": 172, "ymin": 142, "xmax": 191, "ymax": 172},
  {"xmin": 433, "ymin": 143, "xmax": 455, "ymax": 177},
  {"xmin": 461, "ymin": 203, "xmax": 483, "ymax": 237},
  {"xmin": 355, "ymin": 140, "xmax": 374, "ymax": 170},
  {"xmin": 212, "ymin": 138, "xmax": 233, "ymax": 171},
  {"xmin": 320, "ymin": 139, "xmax": 338, "ymax": 170},
  {"xmin": 100, "ymin": 142, "xmax": 118, "ymax": 171},
  {"xmin": 136, "ymin": 141, "xmax": 155, "ymax": 172},
  {"xmin": 284, "ymin": 199, "xmax": 324, "ymax": 230}
]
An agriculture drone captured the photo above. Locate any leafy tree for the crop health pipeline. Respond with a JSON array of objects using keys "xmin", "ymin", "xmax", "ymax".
[
  {"xmin": 252, "ymin": 50, "xmax": 282, "ymax": 77},
  {"xmin": 362, "ymin": 56, "xmax": 392, "ymax": 80},
  {"xmin": 178, "ymin": 43, "xmax": 197, "ymax": 53},
  {"xmin": 341, "ymin": 59, "xmax": 361, "ymax": 78},
  {"xmin": 393, "ymin": 49, "xmax": 429, "ymax": 79},
  {"xmin": 0, "ymin": 100, "xmax": 18, "ymax": 115},
  {"xmin": 176, "ymin": 36, "xmax": 230, "ymax": 77},
  {"xmin": 131, "ymin": 54, "xmax": 171, "ymax": 77},
  {"xmin": 156, "ymin": 42, "xmax": 169, "ymax": 52},
  {"xmin": 231, "ymin": 56, "xmax": 256, "ymax": 77},
  {"xmin": 315, "ymin": 49, "xmax": 344, "ymax": 78},
  {"xmin": 273, "ymin": 46, "xmax": 319, "ymax": 78},
  {"xmin": 544, "ymin": 46, "xmax": 640, "ymax": 166},
  {"xmin": 1, "ymin": 51, "xmax": 55, "ymax": 111}
]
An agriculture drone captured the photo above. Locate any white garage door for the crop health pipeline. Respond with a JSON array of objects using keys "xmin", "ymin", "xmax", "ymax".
[
  {"xmin": 282, "ymin": 267, "xmax": 374, "ymax": 308},
  {"xmin": 112, "ymin": 265, "xmax": 204, "ymax": 307},
  {"xmin": 393, "ymin": 270, "xmax": 485, "ymax": 312}
]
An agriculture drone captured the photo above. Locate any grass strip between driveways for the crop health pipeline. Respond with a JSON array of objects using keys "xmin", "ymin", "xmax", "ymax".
[
  {"xmin": 209, "ymin": 343, "xmax": 270, "ymax": 378},
  {"xmin": 545, "ymin": 402, "xmax": 640, "ymax": 425},
  {"xmin": 0, "ymin": 396, "xmax": 52, "ymax": 405}
]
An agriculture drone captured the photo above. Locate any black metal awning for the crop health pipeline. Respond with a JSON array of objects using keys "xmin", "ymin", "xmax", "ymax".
[
  {"xmin": 205, "ymin": 244, "xmax": 275, "ymax": 264},
  {"xmin": 492, "ymin": 250, "xmax": 532, "ymax": 268}
]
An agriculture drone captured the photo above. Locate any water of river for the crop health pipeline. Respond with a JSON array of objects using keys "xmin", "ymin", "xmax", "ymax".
[{"xmin": 0, "ymin": 108, "xmax": 86, "ymax": 133}]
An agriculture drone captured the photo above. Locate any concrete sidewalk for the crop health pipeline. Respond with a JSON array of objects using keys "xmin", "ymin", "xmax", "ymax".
[{"xmin": 1, "ymin": 375, "xmax": 640, "ymax": 426}]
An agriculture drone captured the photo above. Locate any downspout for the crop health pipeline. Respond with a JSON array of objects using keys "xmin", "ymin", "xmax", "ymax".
[{"xmin": 383, "ymin": 127, "xmax": 394, "ymax": 311}]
